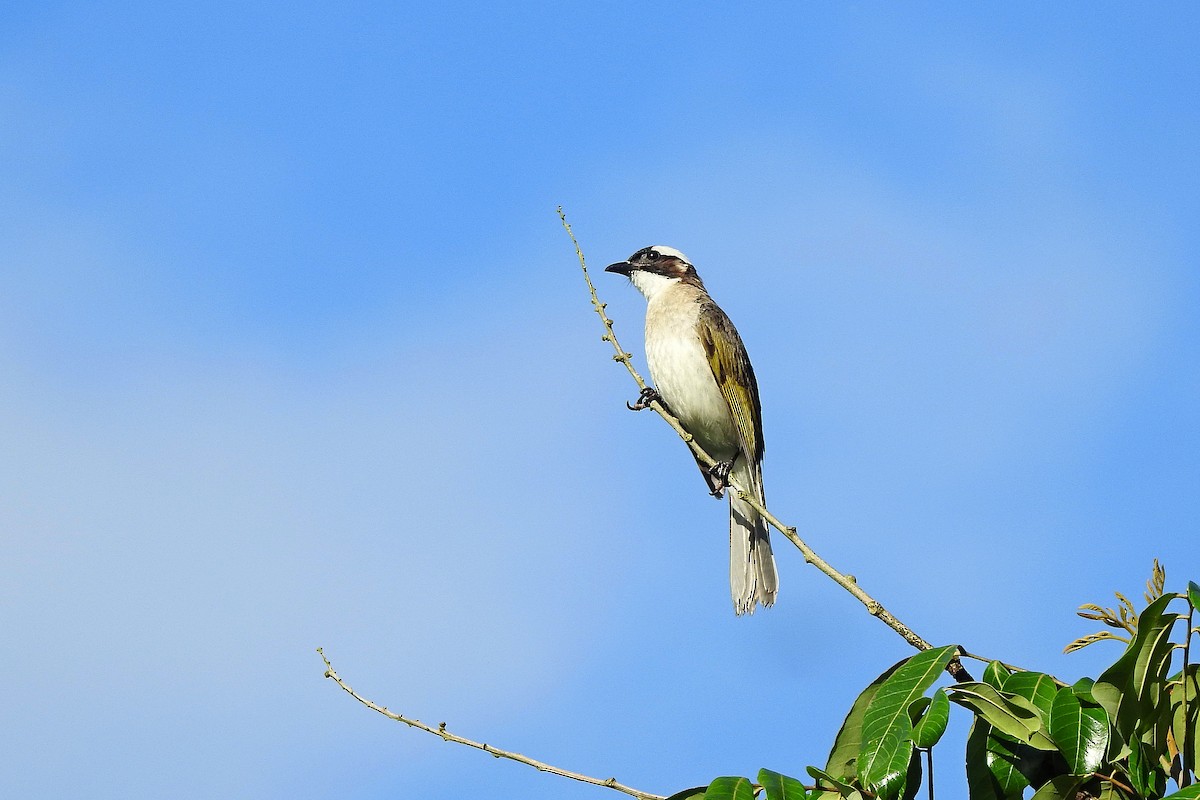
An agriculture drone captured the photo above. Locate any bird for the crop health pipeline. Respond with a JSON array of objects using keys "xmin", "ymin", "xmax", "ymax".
[{"xmin": 605, "ymin": 245, "xmax": 778, "ymax": 615}]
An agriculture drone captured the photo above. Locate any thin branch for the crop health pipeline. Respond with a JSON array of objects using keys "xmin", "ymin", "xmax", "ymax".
[
  {"xmin": 318, "ymin": 649, "xmax": 665, "ymax": 800},
  {"xmin": 957, "ymin": 651, "xmax": 1071, "ymax": 687},
  {"xmin": 558, "ymin": 207, "xmax": 971, "ymax": 682},
  {"xmin": 1182, "ymin": 597, "xmax": 1194, "ymax": 788},
  {"xmin": 924, "ymin": 747, "xmax": 934, "ymax": 800},
  {"xmin": 1095, "ymin": 771, "xmax": 1136, "ymax": 795}
]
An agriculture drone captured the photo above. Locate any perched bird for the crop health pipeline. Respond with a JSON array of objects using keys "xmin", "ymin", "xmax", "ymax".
[{"xmin": 606, "ymin": 245, "xmax": 778, "ymax": 615}]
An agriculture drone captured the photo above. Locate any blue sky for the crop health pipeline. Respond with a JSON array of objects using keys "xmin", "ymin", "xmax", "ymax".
[{"xmin": 2, "ymin": 3, "xmax": 1198, "ymax": 799}]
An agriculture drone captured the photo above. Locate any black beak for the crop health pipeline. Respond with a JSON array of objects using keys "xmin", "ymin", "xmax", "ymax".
[{"xmin": 605, "ymin": 260, "xmax": 633, "ymax": 275}]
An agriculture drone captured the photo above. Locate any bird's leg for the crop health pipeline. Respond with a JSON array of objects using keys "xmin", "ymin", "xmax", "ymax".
[
  {"xmin": 707, "ymin": 460, "xmax": 733, "ymax": 497},
  {"xmin": 626, "ymin": 386, "xmax": 663, "ymax": 412}
]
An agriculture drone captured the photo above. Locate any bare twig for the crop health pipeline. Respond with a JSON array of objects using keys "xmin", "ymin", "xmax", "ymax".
[
  {"xmin": 557, "ymin": 207, "xmax": 971, "ymax": 681},
  {"xmin": 317, "ymin": 649, "xmax": 664, "ymax": 800}
]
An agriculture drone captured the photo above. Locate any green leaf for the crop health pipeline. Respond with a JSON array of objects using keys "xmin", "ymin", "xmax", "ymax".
[
  {"xmin": 665, "ymin": 788, "xmax": 708, "ymax": 800},
  {"xmin": 1095, "ymin": 781, "xmax": 1137, "ymax": 800},
  {"xmin": 703, "ymin": 776, "xmax": 756, "ymax": 800},
  {"xmin": 983, "ymin": 661, "xmax": 1011, "ymax": 689},
  {"xmin": 947, "ymin": 682, "xmax": 1057, "ymax": 750},
  {"xmin": 1169, "ymin": 664, "xmax": 1200, "ymax": 782},
  {"xmin": 1162, "ymin": 784, "xmax": 1200, "ymax": 799},
  {"xmin": 825, "ymin": 660, "xmax": 907, "ymax": 781},
  {"xmin": 808, "ymin": 790, "xmax": 862, "ymax": 800},
  {"xmin": 806, "ymin": 766, "xmax": 860, "ymax": 798},
  {"xmin": 861, "ymin": 716, "xmax": 912, "ymax": 800},
  {"xmin": 1139, "ymin": 683, "xmax": 1175, "ymax": 773},
  {"xmin": 907, "ymin": 696, "xmax": 931, "ymax": 722},
  {"xmin": 758, "ymin": 768, "xmax": 808, "ymax": 800},
  {"xmin": 912, "ymin": 690, "xmax": 951, "ymax": 749},
  {"xmin": 1093, "ymin": 593, "xmax": 1181, "ymax": 741},
  {"xmin": 1072, "ymin": 677, "xmax": 1097, "ymax": 704},
  {"xmin": 900, "ymin": 749, "xmax": 922, "ymax": 800},
  {"xmin": 1126, "ymin": 739, "xmax": 1167, "ymax": 798},
  {"xmin": 1003, "ymin": 671, "xmax": 1059, "ymax": 724},
  {"xmin": 859, "ymin": 645, "xmax": 959, "ymax": 798},
  {"xmin": 965, "ymin": 719, "xmax": 1027, "ymax": 800},
  {"xmin": 1047, "ymin": 685, "xmax": 1109, "ymax": 774},
  {"xmin": 1187, "ymin": 580, "xmax": 1200, "ymax": 612},
  {"xmin": 1028, "ymin": 775, "xmax": 1086, "ymax": 800}
]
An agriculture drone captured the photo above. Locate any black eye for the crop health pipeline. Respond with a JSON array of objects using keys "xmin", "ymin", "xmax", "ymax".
[{"xmin": 646, "ymin": 250, "xmax": 659, "ymax": 261}]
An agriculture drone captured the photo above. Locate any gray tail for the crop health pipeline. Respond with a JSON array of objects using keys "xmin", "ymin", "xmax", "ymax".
[{"xmin": 728, "ymin": 461, "xmax": 778, "ymax": 615}]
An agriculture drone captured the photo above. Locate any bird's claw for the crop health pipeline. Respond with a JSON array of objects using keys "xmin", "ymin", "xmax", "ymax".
[
  {"xmin": 626, "ymin": 387, "xmax": 662, "ymax": 411},
  {"xmin": 707, "ymin": 461, "xmax": 733, "ymax": 497}
]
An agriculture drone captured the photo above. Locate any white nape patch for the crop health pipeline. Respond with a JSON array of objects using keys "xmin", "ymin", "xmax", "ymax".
[
  {"xmin": 651, "ymin": 245, "xmax": 691, "ymax": 263},
  {"xmin": 628, "ymin": 268, "xmax": 680, "ymax": 301}
]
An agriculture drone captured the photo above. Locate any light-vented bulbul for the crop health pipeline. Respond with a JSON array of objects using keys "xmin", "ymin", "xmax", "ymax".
[{"xmin": 606, "ymin": 245, "xmax": 778, "ymax": 615}]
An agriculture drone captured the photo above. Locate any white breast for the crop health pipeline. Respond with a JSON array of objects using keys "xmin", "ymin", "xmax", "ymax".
[{"xmin": 644, "ymin": 285, "xmax": 740, "ymax": 461}]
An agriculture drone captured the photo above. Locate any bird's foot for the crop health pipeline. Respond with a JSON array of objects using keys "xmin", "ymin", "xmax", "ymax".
[
  {"xmin": 707, "ymin": 460, "xmax": 733, "ymax": 497},
  {"xmin": 626, "ymin": 386, "xmax": 662, "ymax": 412}
]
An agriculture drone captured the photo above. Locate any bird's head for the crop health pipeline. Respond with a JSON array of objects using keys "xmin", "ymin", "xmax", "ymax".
[{"xmin": 605, "ymin": 245, "xmax": 704, "ymax": 299}]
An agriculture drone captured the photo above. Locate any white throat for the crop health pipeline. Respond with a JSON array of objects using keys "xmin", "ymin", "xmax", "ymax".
[{"xmin": 628, "ymin": 269, "xmax": 680, "ymax": 301}]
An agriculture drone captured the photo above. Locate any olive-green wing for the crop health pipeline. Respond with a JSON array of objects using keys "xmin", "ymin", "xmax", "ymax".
[{"xmin": 697, "ymin": 300, "xmax": 764, "ymax": 465}]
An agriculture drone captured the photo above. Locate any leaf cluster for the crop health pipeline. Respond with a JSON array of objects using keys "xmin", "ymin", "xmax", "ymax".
[{"xmin": 673, "ymin": 574, "xmax": 1200, "ymax": 800}]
